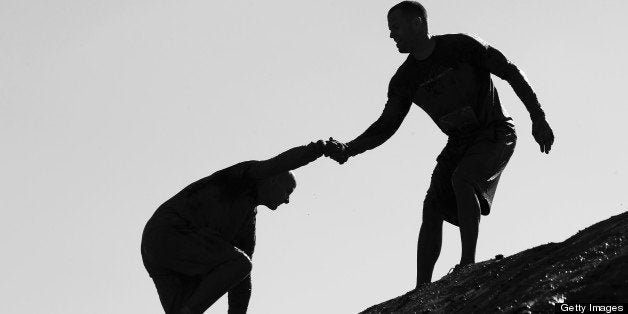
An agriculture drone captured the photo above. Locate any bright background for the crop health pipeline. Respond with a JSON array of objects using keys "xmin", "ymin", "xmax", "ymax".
[{"xmin": 2, "ymin": 1, "xmax": 626, "ymax": 313}]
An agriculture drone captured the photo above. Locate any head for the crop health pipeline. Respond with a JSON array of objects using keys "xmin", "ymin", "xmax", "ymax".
[
  {"xmin": 387, "ymin": 1, "xmax": 429, "ymax": 53},
  {"xmin": 256, "ymin": 171, "xmax": 297, "ymax": 210}
]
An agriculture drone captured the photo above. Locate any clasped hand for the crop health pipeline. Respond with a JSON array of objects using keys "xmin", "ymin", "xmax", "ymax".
[{"xmin": 321, "ymin": 137, "xmax": 349, "ymax": 164}]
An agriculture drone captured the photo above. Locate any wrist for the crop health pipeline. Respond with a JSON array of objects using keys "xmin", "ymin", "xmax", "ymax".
[
  {"xmin": 529, "ymin": 108, "xmax": 545, "ymax": 123},
  {"xmin": 344, "ymin": 142, "xmax": 355, "ymax": 158},
  {"xmin": 531, "ymin": 115, "xmax": 546, "ymax": 124},
  {"xmin": 314, "ymin": 140, "xmax": 326, "ymax": 156}
]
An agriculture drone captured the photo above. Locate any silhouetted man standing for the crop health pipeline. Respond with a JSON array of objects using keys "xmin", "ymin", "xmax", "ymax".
[
  {"xmin": 327, "ymin": 1, "xmax": 555, "ymax": 286},
  {"xmin": 141, "ymin": 140, "xmax": 332, "ymax": 313}
]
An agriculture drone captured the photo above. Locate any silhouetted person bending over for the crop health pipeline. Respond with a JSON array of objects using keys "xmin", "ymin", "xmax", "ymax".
[
  {"xmin": 326, "ymin": 1, "xmax": 555, "ymax": 286},
  {"xmin": 141, "ymin": 140, "xmax": 332, "ymax": 314}
]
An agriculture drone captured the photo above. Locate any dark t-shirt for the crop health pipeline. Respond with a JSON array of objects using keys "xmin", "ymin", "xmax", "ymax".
[
  {"xmin": 389, "ymin": 33, "xmax": 514, "ymax": 137},
  {"xmin": 147, "ymin": 161, "xmax": 258, "ymax": 246},
  {"xmin": 145, "ymin": 141, "xmax": 326, "ymax": 258}
]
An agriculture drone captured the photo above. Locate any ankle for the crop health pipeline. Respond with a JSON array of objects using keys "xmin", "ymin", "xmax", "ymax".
[{"xmin": 459, "ymin": 259, "xmax": 474, "ymax": 266}]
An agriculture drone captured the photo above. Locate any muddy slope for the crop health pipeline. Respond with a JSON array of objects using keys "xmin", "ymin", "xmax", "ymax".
[{"xmin": 360, "ymin": 211, "xmax": 628, "ymax": 313}]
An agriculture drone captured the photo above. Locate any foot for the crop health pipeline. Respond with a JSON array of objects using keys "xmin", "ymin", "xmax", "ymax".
[{"xmin": 447, "ymin": 262, "xmax": 473, "ymax": 275}]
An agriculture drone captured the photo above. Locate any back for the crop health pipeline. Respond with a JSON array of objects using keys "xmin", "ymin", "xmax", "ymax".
[{"xmin": 147, "ymin": 161, "xmax": 258, "ymax": 240}]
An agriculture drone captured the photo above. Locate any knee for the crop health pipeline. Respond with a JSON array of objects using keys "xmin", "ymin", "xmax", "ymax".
[
  {"xmin": 422, "ymin": 196, "xmax": 443, "ymax": 226},
  {"xmin": 451, "ymin": 170, "xmax": 473, "ymax": 191},
  {"xmin": 233, "ymin": 251, "xmax": 252, "ymax": 276}
]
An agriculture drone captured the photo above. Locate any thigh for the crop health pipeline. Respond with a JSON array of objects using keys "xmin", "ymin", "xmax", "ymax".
[
  {"xmin": 424, "ymin": 156, "xmax": 459, "ymax": 226},
  {"xmin": 458, "ymin": 131, "xmax": 516, "ymax": 181},
  {"xmin": 151, "ymin": 274, "xmax": 201, "ymax": 314},
  {"xmin": 142, "ymin": 226, "xmax": 243, "ymax": 277},
  {"xmin": 454, "ymin": 132, "xmax": 517, "ymax": 214}
]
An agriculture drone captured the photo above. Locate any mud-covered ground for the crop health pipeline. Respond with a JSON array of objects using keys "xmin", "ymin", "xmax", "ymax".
[{"xmin": 361, "ymin": 211, "xmax": 628, "ymax": 313}]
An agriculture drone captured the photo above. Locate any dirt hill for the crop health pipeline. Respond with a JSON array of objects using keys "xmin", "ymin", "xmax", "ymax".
[{"xmin": 360, "ymin": 211, "xmax": 628, "ymax": 313}]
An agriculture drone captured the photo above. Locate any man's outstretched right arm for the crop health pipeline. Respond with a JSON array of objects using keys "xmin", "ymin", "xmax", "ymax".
[
  {"xmin": 329, "ymin": 97, "xmax": 412, "ymax": 164},
  {"xmin": 245, "ymin": 140, "xmax": 329, "ymax": 180}
]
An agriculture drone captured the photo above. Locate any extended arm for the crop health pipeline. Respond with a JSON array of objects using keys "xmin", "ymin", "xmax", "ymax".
[
  {"xmin": 347, "ymin": 98, "xmax": 411, "ymax": 156},
  {"xmin": 245, "ymin": 140, "xmax": 327, "ymax": 180},
  {"xmin": 329, "ymin": 97, "xmax": 411, "ymax": 163},
  {"xmin": 484, "ymin": 46, "xmax": 555, "ymax": 153}
]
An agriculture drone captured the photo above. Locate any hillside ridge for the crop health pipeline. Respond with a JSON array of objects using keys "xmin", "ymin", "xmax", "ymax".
[{"xmin": 360, "ymin": 211, "xmax": 628, "ymax": 313}]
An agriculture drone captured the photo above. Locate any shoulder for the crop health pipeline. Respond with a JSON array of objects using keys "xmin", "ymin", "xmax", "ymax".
[
  {"xmin": 390, "ymin": 56, "xmax": 413, "ymax": 84},
  {"xmin": 438, "ymin": 33, "xmax": 488, "ymax": 47},
  {"xmin": 215, "ymin": 160, "xmax": 259, "ymax": 196},
  {"xmin": 388, "ymin": 58, "xmax": 413, "ymax": 99},
  {"xmin": 434, "ymin": 33, "xmax": 489, "ymax": 58},
  {"xmin": 173, "ymin": 161, "xmax": 258, "ymax": 200},
  {"xmin": 438, "ymin": 33, "xmax": 491, "ymax": 64},
  {"xmin": 200, "ymin": 160, "xmax": 258, "ymax": 188},
  {"xmin": 220, "ymin": 160, "xmax": 258, "ymax": 182}
]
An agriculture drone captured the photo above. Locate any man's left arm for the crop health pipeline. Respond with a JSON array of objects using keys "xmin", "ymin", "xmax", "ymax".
[
  {"xmin": 484, "ymin": 45, "xmax": 555, "ymax": 153},
  {"xmin": 228, "ymin": 218, "xmax": 256, "ymax": 313},
  {"xmin": 245, "ymin": 140, "xmax": 328, "ymax": 180}
]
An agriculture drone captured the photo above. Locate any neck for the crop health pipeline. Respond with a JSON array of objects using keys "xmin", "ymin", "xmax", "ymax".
[{"xmin": 411, "ymin": 35, "xmax": 435, "ymax": 61}]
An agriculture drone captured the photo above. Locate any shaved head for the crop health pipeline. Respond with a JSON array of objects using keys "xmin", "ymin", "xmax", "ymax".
[
  {"xmin": 274, "ymin": 171, "xmax": 296, "ymax": 189},
  {"xmin": 388, "ymin": 1, "xmax": 427, "ymax": 26},
  {"xmin": 257, "ymin": 171, "xmax": 297, "ymax": 210}
]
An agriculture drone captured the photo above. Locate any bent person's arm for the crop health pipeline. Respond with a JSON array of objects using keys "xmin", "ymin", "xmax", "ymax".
[
  {"xmin": 227, "ymin": 275, "xmax": 251, "ymax": 314},
  {"xmin": 245, "ymin": 140, "xmax": 326, "ymax": 180},
  {"xmin": 228, "ymin": 220, "xmax": 255, "ymax": 313},
  {"xmin": 345, "ymin": 97, "xmax": 412, "ymax": 158}
]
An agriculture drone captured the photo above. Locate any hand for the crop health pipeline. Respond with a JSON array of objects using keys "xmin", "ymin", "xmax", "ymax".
[
  {"xmin": 532, "ymin": 117, "xmax": 554, "ymax": 154},
  {"xmin": 324, "ymin": 137, "xmax": 349, "ymax": 164}
]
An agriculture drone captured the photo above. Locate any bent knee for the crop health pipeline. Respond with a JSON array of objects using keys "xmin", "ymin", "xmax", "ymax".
[
  {"xmin": 422, "ymin": 197, "xmax": 443, "ymax": 224},
  {"xmin": 451, "ymin": 170, "xmax": 474, "ymax": 190},
  {"xmin": 232, "ymin": 251, "xmax": 252, "ymax": 276}
]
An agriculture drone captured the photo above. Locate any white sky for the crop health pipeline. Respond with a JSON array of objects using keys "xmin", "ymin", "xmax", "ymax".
[{"xmin": 1, "ymin": 1, "xmax": 627, "ymax": 313}]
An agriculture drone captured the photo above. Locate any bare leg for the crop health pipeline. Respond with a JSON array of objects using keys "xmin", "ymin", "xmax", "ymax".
[
  {"xmin": 182, "ymin": 253, "xmax": 252, "ymax": 314},
  {"xmin": 416, "ymin": 204, "xmax": 444, "ymax": 286},
  {"xmin": 452, "ymin": 174, "xmax": 481, "ymax": 266}
]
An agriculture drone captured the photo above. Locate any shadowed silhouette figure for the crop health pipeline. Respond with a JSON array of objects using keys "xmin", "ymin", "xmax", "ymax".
[
  {"xmin": 325, "ymin": 1, "xmax": 555, "ymax": 288},
  {"xmin": 141, "ymin": 140, "xmax": 335, "ymax": 314}
]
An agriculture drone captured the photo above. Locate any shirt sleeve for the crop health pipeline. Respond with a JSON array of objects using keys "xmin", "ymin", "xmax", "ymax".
[
  {"xmin": 456, "ymin": 33, "xmax": 545, "ymax": 120},
  {"xmin": 345, "ymin": 74, "xmax": 412, "ymax": 157},
  {"xmin": 244, "ymin": 141, "xmax": 325, "ymax": 180},
  {"xmin": 456, "ymin": 33, "xmax": 519, "ymax": 79},
  {"xmin": 452, "ymin": 33, "xmax": 491, "ymax": 69},
  {"xmin": 387, "ymin": 63, "xmax": 415, "ymax": 103}
]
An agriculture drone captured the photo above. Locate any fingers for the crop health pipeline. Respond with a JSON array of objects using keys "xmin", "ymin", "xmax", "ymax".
[
  {"xmin": 324, "ymin": 137, "xmax": 348, "ymax": 164},
  {"xmin": 539, "ymin": 142, "xmax": 550, "ymax": 154},
  {"xmin": 532, "ymin": 121, "xmax": 555, "ymax": 154},
  {"xmin": 537, "ymin": 133, "xmax": 549, "ymax": 153},
  {"xmin": 537, "ymin": 136, "xmax": 550, "ymax": 153},
  {"xmin": 329, "ymin": 151, "xmax": 348, "ymax": 164},
  {"xmin": 543, "ymin": 128, "xmax": 554, "ymax": 154}
]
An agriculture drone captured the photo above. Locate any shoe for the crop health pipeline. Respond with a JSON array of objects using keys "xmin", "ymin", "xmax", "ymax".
[
  {"xmin": 447, "ymin": 264, "xmax": 462, "ymax": 275},
  {"xmin": 447, "ymin": 263, "xmax": 473, "ymax": 275}
]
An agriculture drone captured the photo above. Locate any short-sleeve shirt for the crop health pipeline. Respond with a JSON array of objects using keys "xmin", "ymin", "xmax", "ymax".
[
  {"xmin": 389, "ymin": 33, "xmax": 513, "ymax": 137},
  {"xmin": 148, "ymin": 161, "xmax": 259, "ymax": 243}
]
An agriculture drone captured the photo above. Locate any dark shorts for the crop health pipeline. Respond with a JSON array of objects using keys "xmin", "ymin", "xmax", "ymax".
[
  {"xmin": 141, "ymin": 206, "xmax": 248, "ymax": 313},
  {"xmin": 424, "ymin": 122, "xmax": 517, "ymax": 226}
]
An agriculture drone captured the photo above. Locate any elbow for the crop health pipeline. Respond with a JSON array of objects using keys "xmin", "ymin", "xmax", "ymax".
[{"xmin": 377, "ymin": 124, "xmax": 399, "ymax": 143}]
